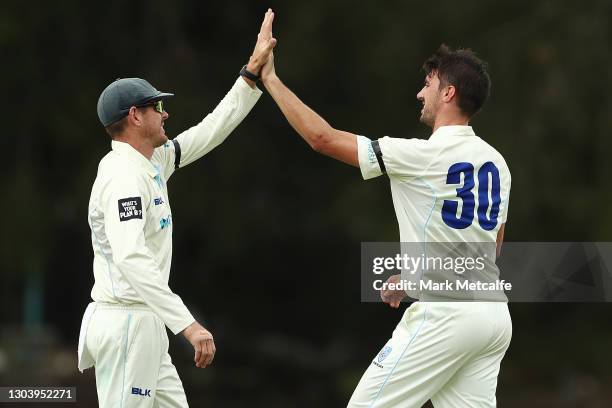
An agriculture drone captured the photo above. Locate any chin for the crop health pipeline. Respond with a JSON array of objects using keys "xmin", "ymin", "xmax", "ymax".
[
  {"xmin": 155, "ymin": 135, "xmax": 168, "ymax": 147},
  {"xmin": 419, "ymin": 115, "xmax": 434, "ymax": 128}
]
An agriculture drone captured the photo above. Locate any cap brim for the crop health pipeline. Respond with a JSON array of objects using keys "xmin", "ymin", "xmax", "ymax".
[
  {"xmin": 156, "ymin": 92, "xmax": 174, "ymax": 99},
  {"xmin": 143, "ymin": 92, "xmax": 174, "ymax": 103}
]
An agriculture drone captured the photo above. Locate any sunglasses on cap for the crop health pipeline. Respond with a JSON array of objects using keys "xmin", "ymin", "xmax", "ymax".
[{"xmin": 135, "ymin": 100, "xmax": 165, "ymax": 113}]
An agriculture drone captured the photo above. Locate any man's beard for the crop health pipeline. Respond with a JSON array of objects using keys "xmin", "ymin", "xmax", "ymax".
[
  {"xmin": 419, "ymin": 108, "xmax": 435, "ymax": 127},
  {"xmin": 419, "ymin": 98, "xmax": 439, "ymax": 127}
]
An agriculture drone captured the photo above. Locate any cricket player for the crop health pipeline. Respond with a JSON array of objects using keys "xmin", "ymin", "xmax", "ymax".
[
  {"xmin": 77, "ymin": 10, "xmax": 277, "ymax": 407},
  {"xmin": 259, "ymin": 11, "xmax": 511, "ymax": 407}
]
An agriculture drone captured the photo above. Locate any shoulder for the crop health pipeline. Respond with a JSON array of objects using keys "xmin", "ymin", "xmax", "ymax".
[
  {"xmin": 151, "ymin": 141, "xmax": 174, "ymax": 166},
  {"xmin": 474, "ymin": 137, "xmax": 510, "ymax": 170},
  {"xmin": 379, "ymin": 135, "xmax": 430, "ymax": 147},
  {"xmin": 98, "ymin": 151, "xmax": 139, "ymax": 175},
  {"xmin": 98, "ymin": 153, "xmax": 148, "ymax": 193},
  {"xmin": 378, "ymin": 136, "xmax": 435, "ymax": 157}
]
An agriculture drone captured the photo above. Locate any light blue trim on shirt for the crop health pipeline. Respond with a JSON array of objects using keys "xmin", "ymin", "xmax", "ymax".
[
  {"xmin": 154, "ymin": 165, "xmax": 163, "ymax": 188},
  {"xmin": 369, "ymin": 304, "xmax": 429, "ymax": 407},
  {"xmin": 414, "ymin": 177, "xmax": 438, "ymax": 296},
  {"xmin": 416, "ymin": 177, "xmax": 438, "ymax": 243},
  {"xmin": 120, "ymin": 313, "xmax": 132, "ymax": 408},
  {"xmin": 89, "ymin": 210, "xmax": 117, "ymax": 298}
]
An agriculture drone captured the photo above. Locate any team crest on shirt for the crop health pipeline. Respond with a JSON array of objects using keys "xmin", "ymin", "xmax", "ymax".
[
  {"xmin": 373, "ymin": 345, "xmax": 392, "ymax": 368},
  {"xmin": 377, "ymin": 345, "xmax": 392, "ymax": 363}
]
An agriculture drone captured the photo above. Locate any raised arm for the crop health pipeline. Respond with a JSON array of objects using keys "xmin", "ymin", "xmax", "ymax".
[
  {"xmin": 259, "ymin": 13, "xmax": 358, "ymax": 167},
  {"xmin": 155, "ymin": 10, "xmax": 278, "ymax": 179}
]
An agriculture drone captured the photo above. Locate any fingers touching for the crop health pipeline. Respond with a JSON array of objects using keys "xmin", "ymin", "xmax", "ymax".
[
  {"xmin": 249, "ymin": 9, "xmax": 278, "ymax": 73},
  {"xmin": 260, "ymin": 8, "xmax": 274, "ymax": 39}
]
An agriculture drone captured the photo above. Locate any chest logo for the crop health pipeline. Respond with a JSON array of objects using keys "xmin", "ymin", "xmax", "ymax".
[
  {"xmin": 377, "ymin": 346, "xmax": 392, "ymax": 363},
  {"xmin": 154, "ymin": 197, "xmax": 164, "ymax": 206},
  {"xmin": 160, "ymin": 215, "xmax": 172, "ymax": 230}
]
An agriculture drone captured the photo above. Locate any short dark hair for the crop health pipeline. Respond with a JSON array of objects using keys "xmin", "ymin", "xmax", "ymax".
[
  {"xmin": 423, "ymin": 44, "xmax": 491, "ymax": 117},
  {"xmin": 104, "ymin": 116, "xmax": 128, "ymax": 138}
]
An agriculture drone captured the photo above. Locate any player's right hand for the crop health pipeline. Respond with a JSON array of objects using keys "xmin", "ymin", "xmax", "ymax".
[
  {"xmin": 380, "ymin": 274, "xmax": 406, "ymax": 308},
  {"xmin": 182, "ymin": 321, "xmax": 216, "ymax": 368}
]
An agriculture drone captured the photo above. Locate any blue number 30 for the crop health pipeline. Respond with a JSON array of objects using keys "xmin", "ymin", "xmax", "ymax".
[{"xmin": 441, "ymin": 162, "xmax": 501, "ymax": 231}]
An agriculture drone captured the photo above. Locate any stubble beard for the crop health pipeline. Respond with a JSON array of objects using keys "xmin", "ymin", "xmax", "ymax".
[
  {"xmin": 153, "ymin": 120, "xmax": 168, "ymax": 147},
  {"xmin": 419, "ymin": 107, "xmax": 435, "ymax": 128},
  {"xmin": 419, "ymin": 96, "xmax": 440, "ymax": 128}
]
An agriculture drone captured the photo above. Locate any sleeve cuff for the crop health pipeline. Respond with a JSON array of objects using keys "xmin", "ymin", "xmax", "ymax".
[
  {"xmin": 170, "ymin": 314, "xmax": 196, "ymax": 335},
  {"xmin": 235, "ymin": 76, "xmax": 263, "ymax": 98}
]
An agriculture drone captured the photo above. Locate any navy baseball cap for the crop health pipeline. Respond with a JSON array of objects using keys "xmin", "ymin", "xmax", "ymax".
[{"xmin": 97, "ymin": 78, "xmax": 174, "ymax": 127}]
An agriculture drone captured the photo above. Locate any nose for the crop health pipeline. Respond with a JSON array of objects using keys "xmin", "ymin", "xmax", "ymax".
[
  {"xmin": 162, "ymin": 110, "xmax": 169, "ymax": 120},
  {"xmin": 417, "ymin": 90, "xmax": 424, "ymax": 102}
]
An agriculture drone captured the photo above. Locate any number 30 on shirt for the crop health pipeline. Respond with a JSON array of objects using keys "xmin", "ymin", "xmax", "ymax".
[{"xmin": 442, "ymin": 162, "xmax": 501, "ymax": 231}]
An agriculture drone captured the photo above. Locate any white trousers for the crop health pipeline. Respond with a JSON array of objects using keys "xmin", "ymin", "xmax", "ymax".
[
  {"xmin": 78, "ymin": 303, "xmax": 188, "ymax": 408},
  {"xmin": 348, "ymin": 302, "xmax": 512, "ymax": 408}
]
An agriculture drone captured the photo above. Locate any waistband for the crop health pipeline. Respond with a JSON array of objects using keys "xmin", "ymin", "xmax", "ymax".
[{"xmin": 93, "ymin": 301, "xmax": 152, "ymax": 312}]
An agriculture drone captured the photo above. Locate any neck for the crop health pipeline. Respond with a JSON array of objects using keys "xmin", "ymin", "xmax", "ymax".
[
  {"xmin": 432, "ymin": 113, "xmax": 470, "ymax": 133},
  {"xmin": 114, "ymin": 132, "xmax": 154, "ymax": 159}
]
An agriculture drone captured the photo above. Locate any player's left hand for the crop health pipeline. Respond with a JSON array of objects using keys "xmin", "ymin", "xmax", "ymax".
[
  {"xmin": 380, "ymin": 274, "xmax": 407, "ymax": 308},
  {"xmin": 247, "ymin": 8, "xmax": 277, "ymax": 75}
]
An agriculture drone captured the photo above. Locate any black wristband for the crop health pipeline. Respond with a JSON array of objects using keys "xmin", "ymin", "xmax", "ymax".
[{"xmin": 240, "ymin": 65, "xmax": 260, "ymax": 82}]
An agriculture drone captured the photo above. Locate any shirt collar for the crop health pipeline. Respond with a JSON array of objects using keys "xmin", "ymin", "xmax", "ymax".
[
  {"xmin": 111, "ymin": 140, "xmax": 158, "ymax": 178},
  {"xmin": 429, "ymin": 125, "xmax": 475, "ymax": 141}
]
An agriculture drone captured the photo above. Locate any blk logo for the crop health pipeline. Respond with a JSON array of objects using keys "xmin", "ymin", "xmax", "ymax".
[{"xmin": 131, "ymin": 387, "xmax": 151, "ymax": 397}]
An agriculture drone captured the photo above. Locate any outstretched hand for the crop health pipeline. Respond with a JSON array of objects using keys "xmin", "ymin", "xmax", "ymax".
[{"xmin": 247, "ymin": 9, "xmax": 277, "ymax": 75}]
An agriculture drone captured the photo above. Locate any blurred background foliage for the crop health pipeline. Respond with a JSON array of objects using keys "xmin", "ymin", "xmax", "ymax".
[{"xmin": 1, "ymin": 0, "xmax": 612, "ymax": 406}]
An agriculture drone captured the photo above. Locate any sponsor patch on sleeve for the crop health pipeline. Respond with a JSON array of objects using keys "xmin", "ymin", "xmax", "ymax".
[{"xmin": 118, "ymin": 197, "xmax": 143, "ymax": 221}]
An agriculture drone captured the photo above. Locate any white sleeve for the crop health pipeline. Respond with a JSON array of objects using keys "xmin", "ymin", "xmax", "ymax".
[
  {"xmin": 358, "ymin": 135, "xmax": 439, "ymax": 180},
  {"xmin": 376, "ymin": 136, "xmax": 439, "ymax": 178},
  {"xmin": 357, "ymin": 135, "xmax": 384, "ymax": 180},
  {"xmin": 153, "ymin": 77, "xmax": 262, "ymax": 180},
  {"xmin": 102, "ymin": 175, "xmax": 195, "ymax": 335}
]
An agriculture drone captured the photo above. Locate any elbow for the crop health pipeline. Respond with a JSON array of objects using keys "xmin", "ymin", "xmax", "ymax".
[
  {"xmin": 112, "ymin": 249, "xmax": 140, "ymax": 267},
  {"xmin": 309, "ymin": 129, "xmax": 333, "ymax": 155}
]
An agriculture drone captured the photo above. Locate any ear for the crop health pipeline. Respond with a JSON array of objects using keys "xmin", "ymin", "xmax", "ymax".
[
  {"xmin": 442, "ymin": 85, "xmax": 456, "ymax": 103},
  {"xmin": 126, "ymin": 106, "xmax": 144, "ymax": 127}
]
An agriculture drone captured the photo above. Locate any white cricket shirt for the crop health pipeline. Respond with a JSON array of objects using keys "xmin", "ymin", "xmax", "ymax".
[
  {"xmin": 358, "ymin": 126, "xmax": 511, "ymax": 301},
  {"xmin": 87, "ymin": 77, "xmax": 262, "ymax": 334},
  {"xmin": 358, "ymin": 126, "xmax": 511, "ymax": 244}
]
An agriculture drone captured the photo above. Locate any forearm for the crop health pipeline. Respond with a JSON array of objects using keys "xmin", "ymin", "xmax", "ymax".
[
  {"xmin": 263, "ymin": 75, "xmax": 359, "ymax": 166},
  {"xmin": 263, "ymin": 76, "xmax": 334, "ymax": 150},
  {"xmin": 115, "ymin": 252, "xmax": 195, "ymax": 335},
  {"xmin": 174, "ymin": 78, "xmax": 262, "ymax": 167}
]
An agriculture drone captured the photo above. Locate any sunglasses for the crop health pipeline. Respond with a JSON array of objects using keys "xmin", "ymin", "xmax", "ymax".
[{"xmin": 135, "ymin": 100, "xmax": 165, "ymax": 113}]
